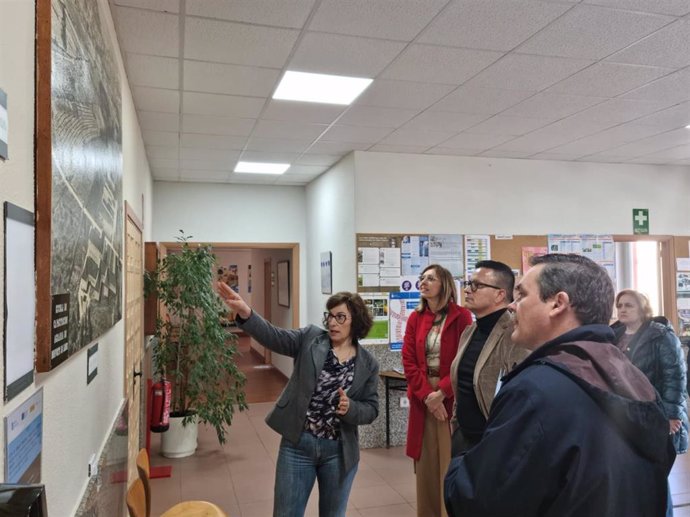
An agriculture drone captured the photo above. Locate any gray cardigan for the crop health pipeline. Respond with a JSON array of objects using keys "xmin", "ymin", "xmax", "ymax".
[{"xmin": 237, "ymin": 311, "xmax": 379, "ymax": 473}]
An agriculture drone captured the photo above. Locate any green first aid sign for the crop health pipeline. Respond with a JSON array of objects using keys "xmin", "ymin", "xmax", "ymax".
[{"xmin": 633, "ymin": 209, "xmax": 649, "ymax": 235}]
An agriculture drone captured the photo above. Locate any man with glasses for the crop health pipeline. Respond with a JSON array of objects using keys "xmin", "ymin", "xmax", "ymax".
[
  {"xmin": 449, "ymin": 260, "xmax": 527, "ymax": 456},
  {"xmin": 444, "ymin": 254, "xmax": 675, "ymax": 517}
]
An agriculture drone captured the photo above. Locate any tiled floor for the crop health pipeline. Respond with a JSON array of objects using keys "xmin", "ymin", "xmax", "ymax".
[{"xmin": 147, "ymin": 337, "xmax": 690, "ymax": 517}]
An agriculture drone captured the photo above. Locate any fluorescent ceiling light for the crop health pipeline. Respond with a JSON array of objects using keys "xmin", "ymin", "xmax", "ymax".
[
  {"xmin": 686, "ymin": 124, "xmax": 690, "ymax": 129},
  {"xmin": 273, "ymin": 71, "xmax": 373, "ymax": 105},
  {"xmin": 234, "ymin": 161, "xmax": 290, "ymax": 175}
]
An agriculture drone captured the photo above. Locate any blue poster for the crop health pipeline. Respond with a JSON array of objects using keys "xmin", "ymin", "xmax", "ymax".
[{"xmin": 5, "ymin": 389, "xmax": 43, "ymax": 483}]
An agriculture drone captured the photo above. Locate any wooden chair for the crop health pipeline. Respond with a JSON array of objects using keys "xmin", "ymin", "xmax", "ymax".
[{"xmin": 127, "ymin": 449, "xmax": 227, "ymax": 517}]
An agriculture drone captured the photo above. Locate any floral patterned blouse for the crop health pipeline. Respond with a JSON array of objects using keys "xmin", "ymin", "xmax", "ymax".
[{"xmin": 304, "ymin": 348, "xmax": 356, "ymax": 440}]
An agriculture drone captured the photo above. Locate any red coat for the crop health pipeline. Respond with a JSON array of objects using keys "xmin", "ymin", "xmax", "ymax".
[{"xmin": 402, "ymin": 302, "xmax": 472, "ymax": 460}]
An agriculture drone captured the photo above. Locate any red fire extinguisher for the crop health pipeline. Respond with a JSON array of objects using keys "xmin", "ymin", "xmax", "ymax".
[{"xmin": 150, "ymin": 378, "xmax": 171, "ymax": 433}]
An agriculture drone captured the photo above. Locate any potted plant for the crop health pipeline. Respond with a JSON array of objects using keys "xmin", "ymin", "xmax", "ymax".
[{"xmin": 145, "ymin": 232, "xmax": 248, "ymax": 457}]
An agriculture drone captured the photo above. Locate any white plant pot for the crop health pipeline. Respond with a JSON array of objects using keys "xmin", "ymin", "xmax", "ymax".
[{"xmin": 161, "ymin": 413, "xmax": 198, "ymax": 458}]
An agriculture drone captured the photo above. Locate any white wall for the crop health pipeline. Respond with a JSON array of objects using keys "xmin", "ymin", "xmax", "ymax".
[
  {"xmin": 0, "ymin": 1, "xmax": 153, "ymax": 515},
  {"xmin": 152, "ymin": 181, "xmax": 308, "ymax": 327},
  {"xmin": 305, "ymin": 154, "xmax": 357, "ymax": 326},
  {"xmin": 354, "ymin": 151, "xmax": 690, "ymax": 235}
]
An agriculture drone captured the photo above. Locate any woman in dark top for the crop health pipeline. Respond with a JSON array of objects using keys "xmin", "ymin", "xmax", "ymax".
[
  {"xmin": 219, "ymin": 284, "xmax": 379, "ymax": 517},
  {"xmin": 613, "ymin": 289, "xmax": 688, "ymax": 516}
]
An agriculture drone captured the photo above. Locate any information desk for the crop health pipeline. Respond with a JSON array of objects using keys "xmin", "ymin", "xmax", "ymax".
[{"xmin": 379, "ymin": 370, "xmax": 408, "ymax": 448}]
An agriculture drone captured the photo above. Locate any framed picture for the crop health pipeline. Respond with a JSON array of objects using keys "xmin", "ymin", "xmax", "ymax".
[
  {"xmin": 35, "ymin": 0, "xmax": 123, "ymax": 371},
  {"xmin": 320, "ymin": 251, "xmax": 332, "ymax": 294},
  {"xmin": 277, "ymin": 261, "xmax": 290, "ymax": 308}
]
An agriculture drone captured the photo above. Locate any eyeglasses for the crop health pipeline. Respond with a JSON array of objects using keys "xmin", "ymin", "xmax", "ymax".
[
  {"xmin": 418, "ymin": 274, "xmax": 438, "ymax": 283},
  {"xmin": 323, "ymin": 312, "xmax": 349, "ymax": 325},
  {"xmin": 463, "ymin": 280, "xmax": 503, "ymax": 292}
]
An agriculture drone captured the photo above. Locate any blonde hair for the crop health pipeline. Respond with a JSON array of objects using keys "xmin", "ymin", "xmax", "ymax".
[
  {"xmin": 417, "ymin": 264, "xmax": 457, "ymax": 313},
  {"xmin": 616, "ymin": 289, "xmax": 653, "ymax": 322}
]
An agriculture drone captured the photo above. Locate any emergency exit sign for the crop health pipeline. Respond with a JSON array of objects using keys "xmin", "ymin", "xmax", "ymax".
[{"xmin": 633, "ymin": 208, "xmax": 649, "ymax": 235}]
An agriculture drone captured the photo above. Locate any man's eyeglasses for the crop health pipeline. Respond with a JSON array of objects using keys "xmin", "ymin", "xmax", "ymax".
[
  {"xmin": 463, "ymin": 280, "xmax": 503, "ymax": 292},
  {"xmin": 323, "ymin": 312, "xmax": 349, "ymax": 325}
]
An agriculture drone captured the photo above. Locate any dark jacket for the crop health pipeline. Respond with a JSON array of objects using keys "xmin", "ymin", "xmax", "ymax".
[
  {"xmin": 237, "ymin": 311, "xmax": 379, "ymax": 473},
  {"xmin": 613, "ymin": 317, "xmax": 689, "ymax": 454},
  {"xmin": 444, "ymin": 325, "xmax": 675, "ymax": 517}
]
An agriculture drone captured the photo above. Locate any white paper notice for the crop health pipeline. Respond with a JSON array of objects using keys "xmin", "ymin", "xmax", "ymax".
[
  {"xmin": 464, "ymin": 235, "xmax": 491, "ymax": 276},
  {"xmin": 358, "ymin": 264, "xmax": 379, "ymax": 275},
  {"xmin": 380, "ymin": 247, "xmax": 401, "ymax": 268},
  {"xmin": 677, "ymin": 258, "xmax": 690, "ymax": 272},
  {"xmin": 359, "ymin": 274, "xmax": 379, "ymax": 287},
  {"xmin": 380, "ymin": 276, "xmax": 402, "ymax": 287},
  {"xmin": 429, "ymin": 234, "xmax": 463, "ymax": 277},
  {"xmin": 358, "ymin": 247, "xmax": 379, "ymax": 265},
  {"xmin": 380, "ymin": 267, "xmax": 399, "ymax": 277}
]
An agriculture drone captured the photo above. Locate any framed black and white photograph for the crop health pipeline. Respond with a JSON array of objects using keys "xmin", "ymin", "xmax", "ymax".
[
  {"xmin": 277, "ymin": 260, "xmax": 290, "ymax": 308},
  {"xmin": 320, "ymin": 251, "xmax": 332, "ymax": 294}
]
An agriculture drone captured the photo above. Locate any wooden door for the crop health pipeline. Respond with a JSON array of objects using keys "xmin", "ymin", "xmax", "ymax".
[
  {"xmin": 263, "ymin": 259, "xmax": 272, "ymax": 364},
  {"xmin": 124, "ymin": 204, "xmax": 144, "ymax": 485}
]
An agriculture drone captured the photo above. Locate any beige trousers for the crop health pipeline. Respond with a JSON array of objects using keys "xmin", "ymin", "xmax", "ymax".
[{"xmin": 414, "ymin": 379, "xmax": 451, "ymax": 517}]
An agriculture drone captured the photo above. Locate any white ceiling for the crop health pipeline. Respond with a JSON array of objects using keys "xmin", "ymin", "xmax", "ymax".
[{"xmin": 109, "ymin": 0, "xmax": 690, "ymax": 186}]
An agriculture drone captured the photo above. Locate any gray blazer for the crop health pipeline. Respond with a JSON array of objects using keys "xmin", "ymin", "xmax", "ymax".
[{"xmin": 238, "ymin": 311, "xmax": 379, "ymax": 473}]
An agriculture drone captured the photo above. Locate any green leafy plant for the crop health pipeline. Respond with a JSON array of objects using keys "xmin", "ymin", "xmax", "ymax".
[{"xmin": 145, "ymin": 231, "xmax": 247, "ymax": 445}]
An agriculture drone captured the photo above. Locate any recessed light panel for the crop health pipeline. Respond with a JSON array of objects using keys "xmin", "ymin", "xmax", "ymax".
[
  {"xmin": 273, "ymin": 71, "xmax": 373, "ymax": 105},
  {"xmin": 234, "ymin": 161, "xmax": 290, "ymax": 174}
]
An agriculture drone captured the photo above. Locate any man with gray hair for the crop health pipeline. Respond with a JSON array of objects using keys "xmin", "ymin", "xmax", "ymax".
[{"xmin": 445, "ymin": 253, "xmax": 675, "ymax": 517}]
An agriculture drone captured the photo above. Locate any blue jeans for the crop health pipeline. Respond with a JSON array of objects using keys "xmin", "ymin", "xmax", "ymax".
[{"xmin": 274, "ymin": 432, "xmax": 358, "ymax": 517}]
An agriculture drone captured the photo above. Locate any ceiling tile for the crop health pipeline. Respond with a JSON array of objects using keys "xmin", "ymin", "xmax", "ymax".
[
  {"xmin": 304, "ymin": 141, "xmax": 371, "ymax": 154},
  {"xmin": 138, "ymin": 111, "xmax": 180, "ymax": 131},
  {"xmin": 113, "ymin": 0, "xmax": 180, "ymax": 13},
  {"xmin": 478, "ymin": 149, "xmax": 535, "ymax": 158},
  {"xmin": 336, "ymin": 105, "xmax": 420, "ymax": 128},
  {"xmin": 633, "ymin": 101, "xmax": 690, "ymax": 130},
  {"xmin": 563, "ymin": 98, "xmax": 672, "ymax": 125},
  {"xmin": 429, "ymin": 86, "xmax": 534, "ymax": 115},
  {"xmin": 622, "ymin": 68, "xmax": 690, "ymax": 105},
  {"xmin": 245, "ymin": 138, "xmax": 313, "ymax": 153},
  {"xmin": 182, "ymin": 92, "xmax": 265, "ymax": 118},
  {"xmin": 284, "ymin": 164, "xmax": 328, "ymax": 176},
  {"xmin": 547, "ymin": 62, "xmax": 672, "ymax": 97},
  {"xmin": 603, "ymin": 128, "xmax": 690, "ymax": 157},
  {"xmin": 253, "ymin": 120, "xmax": 328, "ymax": 140},
  {"xmin": 464, "ymin": 54, "xmax": 594, "ymax": 91},
  {"xmin": 261, "ymin": 100, "xmax": 346, "ymax": 124},
  {"xmin": 142, "ymin": 130, "xmax": 179, "ymax": 147},
  {"xmin": 355, "ymin": 80, "xmax": 456, "ymax": 109},
  {"xmin": 466, "ymin": 115, "xmax": 552, "ymax": 136},
  {"xmin": 400, "ymin": 112, "xmax": 489, "ymax": 133},
  {"xmin": 288, "ymin": 32, "xmax": 406, "ymax": 77},
  {"xmin": 418, "ymin": 0, "xmax": 571, "ymax": 51},
  {"xmin": 546, "ymin": 124, "xmax": 666, "ymax": 155},
  {"xmin": 607, "ymin": 20, "xmax": 690, "ymax": 68},
  {"xmin": 150, "ymin": 168, "xmax": 180, "ymax": 180},
  {"xmin": 179, "ymin": 158, "xmax": 236, "ymax": 171},
  {"xmin": 425, "ymin": 147, "xmax": 483, "ymax": 156},
  {"xmin": 149, "ymin": 157, "xmax": 180, "ymax": 169},
  {"xmin": 516, "ymin": 4, "xmax": 674, "ymax": 59},
  {"xmin": 382, "ymin": 45, "xmax": 503, "ymax": 85},
  {"xmin": 185, "ymin": 18, "xmax": 299, "ymax": 68},
  {"xmin": 183, "ymin": 61, "xmax": 280, "ymax": 97},
  {"xmin": 321, "ymin": 125, "xmax": 393, "ymax": 144},
  {"xmin": 501, "ymin": 93, "xmax": 606, "ymax": 121},
  {"xmin": 182, "ymin": 114, "xmax": 256, "ymax": 136},
  {"xmin": 145, "ymin": 145, "xmax": 178, "ymax": 159},
  {"xmin": 112, "ymin": 6, "xmax": 178, "ymax": 57},
  {"xmin": 582, "ymin": 0, "xmax": 690, "ymax": 16},
  {"xmin": 132, "ymin": 86, "xmax": 179, "ymax": 113},
  {"xmin": 229, "ymin": 174, "xmax": 281, "ymax": 185},
  {"xmin": 529, "ymin": 152, "xmax": 589, "ymax": 161},
  {"xmin": 369, "ymin": 144, "xmax": 433, "ymax": 154},
  {"xmin": 310, "ymin": 0, "xmax": 447, "ymax": 40},
  {"xmin": 185, "ymin": 0, "xmax": 316, "ymax": 28},
  {"xmin": 378, "ymin": 128, "xmax": 457, "ymax": 147},
  {"xmin": 239, "ymin": 151, "xmax": 301, "ymax": 163},
  {"xmin": 492, "ymin": 118, "xmax": 612, "ymax": 153},
  {"xmin": 124, "ymin": 53, "xmax": 179, "ymax": 89},
  {"xmin": 575, "ymin": 154, "xmax": 630, "ymax": 163},
  {"xmin": 632, "ymin": 144, "xmax": 690, "ymax": 161},
  {"xmin": 294, "ymin": 154, "xmax": 342, "ymax": 166},
  {"xmin": 180, "ymin": 133, "xmax": 247, "ymax": 150},
  {"xmin": 439, "ymin": 132, "xmax": 514, "ymax": 151},
  {"xmin": 180, "ymin": 148, "xmax": 241, "ymax": 162},
  {"xmin": 275, "ymin": 174, "xmax": 318, "ymax": 185},
  {"xmin": 179, "ymin": 169, "xmax": 232, "ymax": 181}
]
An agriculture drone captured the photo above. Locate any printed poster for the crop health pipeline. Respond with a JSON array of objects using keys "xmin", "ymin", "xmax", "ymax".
[
  {"xmin": 429, "ymin": 234, "xmax": 463, "ymax": 277},
  {"xmin": 389, "ymin": 292, "xmax": 421, "ymax": 352},
  {"xmin": 361, "ymin": 293, "xmax": 389, "ymax": 345},
  {"xmin": 5, "ymin": 389, "xmax": 43, "ymax": 483},
  {"xmin": 401, "ymin": 235, "xmax": 429, "ymax": 276},
  {"xmin": 464, "ymin": 235, "xmax": 491, "ymax": 277},
  {"xmin": 521, "ymin": 246, "xmax": 548, "ymax": 274}
]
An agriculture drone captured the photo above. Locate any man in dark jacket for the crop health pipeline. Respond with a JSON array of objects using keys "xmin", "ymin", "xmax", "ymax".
[{"xmin": 444, "ymin": 253, "xmax": 675, "ymax": 517}]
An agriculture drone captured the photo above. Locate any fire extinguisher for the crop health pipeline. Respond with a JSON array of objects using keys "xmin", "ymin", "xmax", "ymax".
[{"xmin": 150, "ymin": 378, "xmax": 171, "ymax": 433}]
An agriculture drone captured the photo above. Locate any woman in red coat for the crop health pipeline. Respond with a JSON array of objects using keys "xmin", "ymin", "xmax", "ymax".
[{"xmin": 402, "ymin": 264, "xmax": 472, "ymax": 517}]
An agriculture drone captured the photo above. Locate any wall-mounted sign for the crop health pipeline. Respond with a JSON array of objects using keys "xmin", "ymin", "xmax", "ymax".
[
  {"xmin": 0, "ymin": 88, "xmax": 7, "ymax": 160},
  {"xmin": 5, "ymin": 388, "xmax": 43, "ymax": 483},
  {"xmin": 633, "ymin": 208, "xmax": 649, "ymax": 235},
  {"xmin": 51, "ymin": 294, "xmax": 70, "ymax": 367}
]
